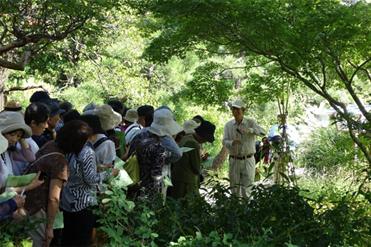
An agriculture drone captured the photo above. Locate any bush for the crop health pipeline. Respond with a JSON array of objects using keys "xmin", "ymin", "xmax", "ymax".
[
  {"xmin": 296, "ymin": 127, "xmax": 359, "ymax": 173},
  {"xmin": 95, "ymin": 176, "xmax": 371, "ymax": 246}
]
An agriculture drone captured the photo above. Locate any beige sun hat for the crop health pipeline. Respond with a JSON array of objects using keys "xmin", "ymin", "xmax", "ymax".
[
  {"xmin": 148, "ymin": 108, "xmax": 182, "ymax": 136},
  {"xmin": 0, "ymin": 132, "xmax": 7, "ymax": 153},
  {"xmin": 93, "ymin": 104, "xmax": 122, "ymax": 131},
  {"xmin": 183, "ymin": 119, "xmax": 200, "ymax": 134},
  {"xmin": 123, "ymin": 109, "xmax": 138, "ymax": 123},
  {"xmin": 0, "ymin": 112, "xmax": 32, "ymax": 138}
]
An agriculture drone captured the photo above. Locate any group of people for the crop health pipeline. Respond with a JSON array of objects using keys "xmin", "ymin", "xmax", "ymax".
[{"xmin": 0, "ymin": 92, "xmax": 273, "ymax": 246}]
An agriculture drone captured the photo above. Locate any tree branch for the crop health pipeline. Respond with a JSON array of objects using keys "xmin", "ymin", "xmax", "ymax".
[
  {"xmin": 0, "ymin": 51, "xmax": 31, "ymax": 70},
  {"xmin": 3, "ymin": 84, "xmax": 49, "ymax": 94}
]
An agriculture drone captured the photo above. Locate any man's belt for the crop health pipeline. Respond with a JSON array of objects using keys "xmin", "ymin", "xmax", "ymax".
[{"xmin": 230, "ymin": 154, "xmax": 254, "ymax": 160}]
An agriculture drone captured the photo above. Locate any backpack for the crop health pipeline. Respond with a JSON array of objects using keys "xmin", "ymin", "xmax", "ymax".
[{"xmin": 123, "ymin": 139, "xmax": 158, "ymax": 192}]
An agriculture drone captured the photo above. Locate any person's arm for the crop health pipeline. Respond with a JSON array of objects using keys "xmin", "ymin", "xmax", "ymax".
[
  {"xmin": 12, "ymin": 171, "xmax": 44, "ymax": 193},
  {"xmin": 44, "ymin": 178, "xmax": 63, "ymax": 247},
  {"xmin": 11, "ymin": 143, "xmax": 36, "ymax": 163},
  {"xmin": 245, "ymin": 119, "xmax": 266, "ymax": 136},
  {"xmin": 82, "ymin": 149, "xmax": 108, "ymax": 184},
  {"xmin": 222, "ymin": 122, "xmax": 240, "ymax": 148},
  {"xmin": 161, "ymin": 136, "xmax": 183, "ymax": 164},
  {"xmin": 0, "ymin": 196, "xmax": 24, "ymax": 221},
  {"xmin": 189, "ymin": 145, "xmax": 202, "ymax": 175},
  {"xmin": 18, "ymin": 138, "xmax": 30, "ymax": 149}
]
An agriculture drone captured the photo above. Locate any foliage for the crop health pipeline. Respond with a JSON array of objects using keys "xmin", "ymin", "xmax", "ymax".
[
  {"xmin": 95, "ymin": 176, "xmax": 371, "ymax": 246},
  {"xmin": 296, "ymin": 125, "xmax": 365, "ymax": 173},
  {"xmin": 125, "ymin": 0, "xmax": 371, "ymax": 171},
  {"xmin": 0, "ymin": 215, "xmax": 46, "ymax": 246}
]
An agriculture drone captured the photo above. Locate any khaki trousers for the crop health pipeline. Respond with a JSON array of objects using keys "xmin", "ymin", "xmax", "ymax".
[{"xmin": 228, "ymin": 156, "xmax": 255, "ymax": 199}]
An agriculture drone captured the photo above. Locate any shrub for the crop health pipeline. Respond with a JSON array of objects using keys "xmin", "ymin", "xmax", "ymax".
[
  {"xmin": 296, "ymin": 126, "xmax": 359, "ymax": 173},
  {"xmin": 95, "ymin": 176, "xmax": 371, "ymax": 246}
]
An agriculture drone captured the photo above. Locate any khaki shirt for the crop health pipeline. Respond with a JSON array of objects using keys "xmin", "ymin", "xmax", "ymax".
[{"xmin": 222, "ymin": 117, "xmax": 266, "ymax": 156}]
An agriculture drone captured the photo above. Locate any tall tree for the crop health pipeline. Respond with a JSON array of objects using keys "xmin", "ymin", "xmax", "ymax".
[
  {"xmin": 126, "ymin": 0, "xmax": 371, "ymax": 172},
  {"xmin": 0, "ymin": 0, "xmax": 122, "ymax": 93}
]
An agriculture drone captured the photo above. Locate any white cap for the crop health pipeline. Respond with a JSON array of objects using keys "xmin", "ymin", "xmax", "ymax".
[{"xmin": 231, "ymin": 99, "xmax": 245, "ymax": 109}]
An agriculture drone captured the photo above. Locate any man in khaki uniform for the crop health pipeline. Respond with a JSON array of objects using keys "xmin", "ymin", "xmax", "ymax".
[{"xmin": 222, "ymin": 99, "xmax": 266, "ymax": 199}]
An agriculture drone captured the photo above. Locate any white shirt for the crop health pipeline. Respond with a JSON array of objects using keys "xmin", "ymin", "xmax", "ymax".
[
  {"xmin": 223, "ymin": 117, "xmax": 266, "ymax": 156},
  {"xmin": 125, "ymin": 122, "xmax": 142, "ymax": 144},
  {"xmin": 92, "ymin": 134, "xmax": 116, "ymax": 167}
]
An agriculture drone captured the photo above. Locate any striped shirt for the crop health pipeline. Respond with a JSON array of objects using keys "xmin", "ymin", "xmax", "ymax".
[{"xmin": 60, "ymin": 143, "xmax": 108, "ymax": 212}]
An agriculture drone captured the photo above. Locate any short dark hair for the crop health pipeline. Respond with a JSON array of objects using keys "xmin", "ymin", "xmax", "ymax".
[
  {"xmin": 63, "ymin": 109, "xmax": 81, "ymax": 124},
  {"xmin": 24, "ymin": 102, "xmax": 51, "ymax": 126},
  {"xmin": 108, "ymin": 100, "xmax": 125, "ymax": 116},
  {"xmin": 144, "ymin": 110, "xmax": 154, "ymax": 127},
  {"xmin": 56, "ymin": 120, "xmax": 91, "ymax": 155},
  {"xmin": 59, "ymin": 101, "xmax": 73, "ymax": 116}
]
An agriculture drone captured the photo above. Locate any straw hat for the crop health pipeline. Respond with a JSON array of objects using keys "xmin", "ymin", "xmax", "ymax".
[
  {"xmin": 148, "ymin": 108, "xmax": 182, "ymax": 136},
  {"xmin": 93, "ymin": 105, "xmax": 122, "ymax": 131},
  {"xmin": 0, "ymin": 112, "xmax": 32, "ymax": 138},
  {"xmin": 2, "ymin": 100, "xmax": 24, "ymax": 116}
]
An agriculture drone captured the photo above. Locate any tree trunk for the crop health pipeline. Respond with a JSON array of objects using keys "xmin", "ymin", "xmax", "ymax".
[{"xmin": 0, "ymin": 66, "xmax": 10, "ymax": 110}]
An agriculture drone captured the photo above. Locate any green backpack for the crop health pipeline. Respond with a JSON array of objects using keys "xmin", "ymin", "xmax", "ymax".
[
  {"xmin": 123, "ymin": 154, "xmax": 140, "ymax": 187},
  {"xmin": 123, "ymin": 140, "xmax": 159, "ymax": 191}
]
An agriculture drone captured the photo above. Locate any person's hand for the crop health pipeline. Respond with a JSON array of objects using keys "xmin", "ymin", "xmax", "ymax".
[
  {"xmin": 43, "ymin": 224, "xmax": 54, "ymax": 247},
  {"xmin": 121, "ymin": 144, "xmax": 130, "ymax": 161},
  {"xmin": 241, "ymin": 128, "xmax": 250, "ymax": 133},
  {"xmin": 232, "ymin": 140, "xmax": 241, "ymax": 146},
  {"xmin": 111, "ymin": 168, "xmax": 120, "ymax": 177},
  {"xmin": 12, "ymin": 194, "xmax": 26, "ymax": 209},
  {"xmin": 201, "ymin": 153, "xmax": 210, "ymax": 161},
  {"xmin": 26, "ymin": 171, "xmax": 45, "ymax": 191}
]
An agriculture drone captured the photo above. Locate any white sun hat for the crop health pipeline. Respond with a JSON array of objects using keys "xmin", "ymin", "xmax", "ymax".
[
  {"xmin": 183, "ymin": 119, "xmax": 200, "ymax": 134},
  {"xmin": 148, "ymin": 108, "xmax": 182, "ymax": 136},
  {"xmin": 0, "ymin": 132, "xmax": 7, "ymax": 153}
]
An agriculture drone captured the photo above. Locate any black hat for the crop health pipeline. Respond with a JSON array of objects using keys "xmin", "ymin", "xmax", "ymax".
[
  {"xmin": 63, "ymin": 110, "xmax": 81, "ymax": 124},
  {"xmin": 193, "ymin": 115, "xmax": 204, "ymax": 124},
  {"xmin": 30, "ymin": 91, "xmax": 50, "ymax": 103},
  {"xmin": 80, "ymin": 115, "xmax": 105, "ymax": 134},
  {"xmin": 42, "ymin": 99, "xmax": 66, "ymax": 117},
  {"xmin": 194, "ymin": 121, "xmax": 215, "ymax": 143},
  {"xmin": 59, "ymin": 101, "xmax": 73, "ymax": 115},
  {"xmin": 137, "ymin": 105, "xmax": 154, "ymax": 117}
]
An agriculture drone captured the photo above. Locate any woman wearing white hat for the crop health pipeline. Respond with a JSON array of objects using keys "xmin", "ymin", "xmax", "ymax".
[
  {"xmin": 0, "ymin": 132, "xmax": 27, "ymax": 221},
  {"xmin": 0, "ymin": 112, "xmax": 43, "ymax": 193},
  {"xmin": 127, "ymin": 108, "xmax": 182, "ymax": 200}
]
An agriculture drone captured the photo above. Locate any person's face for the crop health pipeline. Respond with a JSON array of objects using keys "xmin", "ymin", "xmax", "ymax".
[
  {"xmin": 47, "ymin": 114, "xmax": 60, "ymax": 129},
  {"xmin": 137, "ymin": 116, "xmax": 145, "ymax": 127},
  {"xmin": 3, "ymin": 130, "xmax": 24, "ymax": 148},
  {"xmin": 30, "ymin": 120, "xmax": 48, "ymax": 136},
  {"xmin": 232, "ymin": 107, "xmax": 244, "ymax": 119}
]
